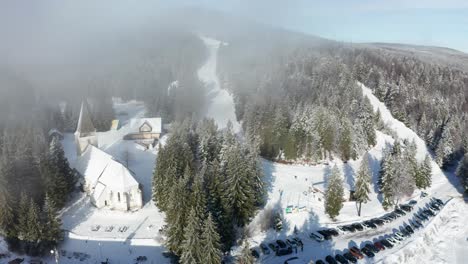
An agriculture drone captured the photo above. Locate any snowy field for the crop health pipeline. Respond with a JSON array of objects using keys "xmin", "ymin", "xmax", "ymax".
[{"xmin": 1, "ymin": 37, "xmax": 466, "ymax": 264}]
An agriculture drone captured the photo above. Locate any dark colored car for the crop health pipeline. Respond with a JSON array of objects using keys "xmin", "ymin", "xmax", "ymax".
[
  {"xmin": 276, "ymin": 239, "xmax": 287, "ymax": 248},
  {"xmin": 327, "ymin": 228, "xmax": 339, "ymax": 237},
  {"xmin": 343, "ymin": 225, "xmax": 356, "ymax": 232},
  {"xmin": 268, "ymin": 243, "xmax": 277, "ymax": 251},
  {"xmin": 276, "ymin": 247, "xmax": 293, "ymax": 256},
  {"xmin": 361, "ymin": 247, "xmax": 375, "ymax": 258},
  {"xmin": 286, "ymin": 239, "xmax": 296, "ymax": 247},
  {"xmin": 380, "ymin": 239, "xmax": 393, "ymax": 249},
  {"xmin": 408, "ymin": 200, "xmax": 417, "ymax": 205},
  {"xmin": 250, "ymin": 249, "xmax": 260, "ymax": 258},
  {"xmin": 317, "ymin": 230, "xmax": 333, "ymax": 240},
  {"xmin": 400, "ymin": 205, "xmax": 412, "ymax": 212},
  {"xmin": 416, "ymin": 213, "xmax": 428, "ymax": 221},
  {"xmin": 260, "ymin": 243, "xmax": 270, "ymax": 255},
  {"xmin": 316, "ymin": 260, "xmax": 326, "ymax": 264},
  {"xmin": 400, "ymin": 229, "xmax": 411, "ymax": 237},
  {"xmin": 405, "ymin": 225, "xmax": 414, "ymax": 234},
  {"xmin": 343, "ymin": 252, "xmax": 357, "ymax": 263},
  {"xmin": 433, "ymin": 198, "xmax": 444, "ymax": 206},
  {"xmin": 429, "ymin": 203, "xmax": 440, "ymax": 211},
  {"xmin": 335, "ymin": 254, "xmax": 349, "ymax": 264},
  {"xmin": 424, "ymin": 209, "xmax": 435, "ymax": 216},
  {"xmin": 364, "ymin": 243, "xmax": 380, "ymax": 253},
  {"xmin": 372, "ymin": 219, "xmax": 385, "ymax": 226},
  {"xmin": 325, "ymin": 255, "xmax": 338, "ymax": 264},
  {"xmin": 292, "ymin": 237, "xmax": 302, "ymax": 244},
  {"xmin": 349, "ymin": 247, "xmax": 364, "ymax": 259},
  {"xmin": 388, "ymin": 212, "xmax": 398, "ymax": 219},
  {"xmin": 351, "ymin": 223, "xmax": 364, "ymax": 231},
  {"xmin": 374, "ymin": 241, "xmax": 385, "ymax": 251},
  {"xmin": 394, "ymin": 208, "xmax": 406, "ymax": 216},
  {"xmin": 363, "ymin": 221, "xmax": 377, "ymax": 229}
]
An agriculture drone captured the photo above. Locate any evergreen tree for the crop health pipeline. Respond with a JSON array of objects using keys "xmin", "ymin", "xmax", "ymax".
[
  {"xmin": 16, "ymin": 193, "xmax": 30, "ymax": 241},
  {"xmin": 417, "ymin": 155, "xmax": 433, "ymax": 189},
  {"xmin": 25, "ymin": 198, "xmax": 42, "ymax": 243},
  {"xmin": 0, "ymin": 156, "xmax": 15, "ymax": 235},
  {"xmin": 354, "ymin": 153, "xmax": 371, "ymax": 216},
  {"xmin": 324, "ymin": 165, "xmax": 344, "ymax": 219},
  {"xmin": 237, "ymin": 241, "xmax": 254, "ymax": 264},
  {"xmin": 180, "ymin": 208, "xmax": 202, "ymax": 264},
  {"xmin": 274, "ymin": 212, "xmax": 283, "ymax": 231},
  {"xmin": 200, "ymin": 213, "xmax": 222, "ymax": 264},
  {"xmin": 42, "ymin": 194, "xmax": 63, "ymax": 245},
  {"xmin": 339, "ymin": 118, "xmax": 353, "ymax": 161},
  {"xmin": 380, "ymin": 153, "xmax": 395, "ymax": 209}
]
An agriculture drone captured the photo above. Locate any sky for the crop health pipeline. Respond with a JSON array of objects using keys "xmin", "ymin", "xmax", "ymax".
[
  {"xmin": 168, "ymin": 0, "xmax": 468, "ymax": 52},
  {"xmin": 1, "ymin": 0, "xmax": 467, "ymax": 53}
]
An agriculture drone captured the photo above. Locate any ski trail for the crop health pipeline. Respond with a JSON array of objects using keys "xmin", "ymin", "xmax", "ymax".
[
  {"xmin": 359, "ymin": 82, "xmax": 458, "ymax": 194},
  {"xmin": 198, "ymin": 36, "xmax": 240, "ymax": 132}
]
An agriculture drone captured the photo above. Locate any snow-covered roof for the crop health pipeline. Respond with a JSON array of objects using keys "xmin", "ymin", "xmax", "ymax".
[
  {"xmin": 74, "ymin": 146, "xmax": 139, "ymax": 193},
  {"xmin": 129, "ymin": 118, "xmax": 162, "ymax": 134}
]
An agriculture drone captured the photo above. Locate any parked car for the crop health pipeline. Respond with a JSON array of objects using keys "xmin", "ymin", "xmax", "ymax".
[
  {"xmin": 374, "ymin": 241, "xmax": 385, "ymax": 251},
  {"xmin": 364, "ymin": 243, "xmax": 380, "ymax": 253},
  {"xmin": 317, "ymin": 230, "xmax": 333, "ymax": 240},
  {"xmin": 343, "ymin": 225, "xmax": 356, "ymax": 232},
  {"xmin": 424, "ymin": 209, "xmax": 436, "ymax": 216},
  {"xmin": 250, "ymin": 249, "xmax": 260, "ymax": 258},
  {"xmin": 351, "ymin": 223, "xmax": 364, "ymax": 231},
  {"xmin": 380, "ymin": 239, "xmax": 393, "ymax": 249},
  {"xmin": 432, "ymin": 198, "xmax": 444, "ymax": 206},
  {"xmin": 276, "ymin": 239, "xmax": 287, "ymax": 248},
  {"xmin": 394, "ymin": 232, "xmax": 405, "ymax": 240},
  {"xmin": 325, "ymin": 255, "xmax": 338, "ymax": 264},
  {"xmin": 387, "ymin": 212, "xmax": 398, "ymax": 219},
  {"xmin": 361, "ymin": 247, "xmax": 375, "ymax": 258},
  {"xmin": 363, "ymin": 221, "xmax": 377, "ymax": 229},
  {"xmin": 408, "ymin": 200, "xmax": 418, "ymax": 205},
  {"xmin": 399, "ymin": 229, "xmax": 411, "ymax": 237},
  {"xmin": 343, "ymin": 252, "xmax": 357, "ymax": 263},
  {"xmin": 260, "ymin": 243, "xmax": 271, "ymax": 255},
  {"xmin": 429, "ymin": 203, "xmax": 441, "ymax": 211},
  {"xmin": 268, "ymin": 243, "xmax": 277, "ymax": 251},
  {"xmin": 327, "ymin": 228, "xmax": 339, "ymax": 237},
  {"xmin": 392, "ymin": 235, "xmax": 403, "ymax": 242},
  {"xmin": 334, "ymin": 254, "xmax": 349, "ymax": 264},
  {"xmin": 310, "ymin": 232, "xmax": 325, "ymax": 242},
  {"xmin": 394, "ymin": 208, "xmax": 406, "ymax": 216},
  {"xmin": 372, "ymin": 219, "xmax": 385, "ymax": 226},
  {"xmin": 276, "ymin": 247, "xmax": 293, "ymax": 256},
  {"xmin": 349, "ymin": 247, "xmax": 364, "ymax": 259},
  {"xmin": 405, "ymin": 225, "xmax": 414, "ymax": 234},
  {"xmin": 386, "ymin": 237, "xmax": 399, "ymax": 245},
  {"xmin": 400, "ymin": 205, "xmax": 412, "ymax": 212},
  {"xmin": 286, "ymin": 238, "xmax": 297, "ymax": 247},
  {"xmin": 336, "ymin": 226, "xmax": 347, "ymax": 234},
  {"xmin": 315, "ymin": 260, "xmax": 326, "ymax": 264}
]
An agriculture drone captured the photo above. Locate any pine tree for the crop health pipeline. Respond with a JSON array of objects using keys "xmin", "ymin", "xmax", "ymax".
[
  {"xmin": 0, "ymin": 156, "xmax": 15, "ymax": 235},
  {"xmin": 325, "ymin": 165, "xmax": 344, "ymax": 219},
  {"xmin": 42, "ymin": 194, "xmax": 63, "ymax": 245},
  {"xmin": 200, "ymin": 213, "xmax": 222, "ymax": 264},
  {"xmin": 180, "ymin": 208, "xmax": 202, "ymax": 264},
  {"xmin": 435, "ymin": 125, "xmax": 454, "ymax": 168},
  {"xmin": 417, "ymin": 155, "xmax": 433, "ymax": 189},
  {"xmin": 380, "ymin": 153, "xmax": 395, "ymax": 209},
  {"xmin": 274, "ymin": 212, "xmax": 283, "ymax": 231},
  {"xmin": 354, "ymin": 153, "xmax": 371, "ymax": 216},
  {"xmin": 339, "ymin": 118, "xmax": 353, "ymax": 161},
  {"xmin": 237, "ymin": 241, "xmax": 254, "ymax": 264},
  {"xmin": 16, "ymin": 193, "xmax": 30, "ymax": 241}
]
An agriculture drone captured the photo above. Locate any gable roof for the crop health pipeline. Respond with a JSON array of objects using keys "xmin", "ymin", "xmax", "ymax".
[
  {"xmin": 74, "ymin": 146, "xmax": 139, "ymax": 193},
  {"xmin": 129, "ymin": 118, "xmax": 161, "ymax": 134},
  {"xmin": 75, "ymin": 100, "xmax": 96, "ymax": 137}
]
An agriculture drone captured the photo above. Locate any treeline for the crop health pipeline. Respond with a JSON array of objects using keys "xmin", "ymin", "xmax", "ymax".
[
  {"xmin": 152, "ymin": 119, "xmax": 264, "ymax": 263},
  {"xmin": 379, "ymin": 140, "xmax": 432, "ymax": 208},
  {"xmin": 0, "ymin": 85, "xmax": 75, "ymax": 255},
  {"xmin": 349, "ymin": 47, "xmax": 468, "ymax": 169},
  {"xmin": 219, "ymin": 43, "xmax": 377, "ymax": 162}
]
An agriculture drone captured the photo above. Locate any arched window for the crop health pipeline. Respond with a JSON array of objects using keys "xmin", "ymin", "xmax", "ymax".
[{"xmin": 118, "ymin": 192, "xmax": 121, "ymax": 202}]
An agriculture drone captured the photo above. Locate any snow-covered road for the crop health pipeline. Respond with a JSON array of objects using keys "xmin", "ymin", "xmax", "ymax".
[{"xmin": 198, "ymin": 37, "xmax": 241, "ymax": 132}]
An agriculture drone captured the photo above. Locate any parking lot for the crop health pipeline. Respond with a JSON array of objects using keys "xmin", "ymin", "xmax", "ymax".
[{"xmin": 251, "ymin": 196, "xmax": 447, "ymax": 264}]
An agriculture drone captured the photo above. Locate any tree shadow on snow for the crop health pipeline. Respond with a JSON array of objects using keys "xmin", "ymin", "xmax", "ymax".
[{"xmin": 343, "ymin": 163, "xmax": 356, "ymax": 191}]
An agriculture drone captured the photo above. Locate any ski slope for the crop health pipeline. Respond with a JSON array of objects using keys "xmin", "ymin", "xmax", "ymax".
[
  {"xmin": 198, "ymin": 37, "xmax": 241, "ymax": 132},
  {"xmin": 246, "ymin": 83, "xmax": 465, "ymax": 264}
]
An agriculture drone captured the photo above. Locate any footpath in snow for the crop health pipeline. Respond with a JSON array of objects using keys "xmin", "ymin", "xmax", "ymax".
[{"xmin": 198, "ymin": 36, "xmax": 241, "ymax": 132}]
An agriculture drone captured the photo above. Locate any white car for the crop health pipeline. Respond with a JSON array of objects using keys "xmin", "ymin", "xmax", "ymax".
[{"xmin": 309, "ymin": 232, "xmax": 325, "ymax": 242}]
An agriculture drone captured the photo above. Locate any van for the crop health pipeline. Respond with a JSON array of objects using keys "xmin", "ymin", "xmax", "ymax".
[{"xmin": 309, "ymin": 231, "xmax": 325, "ymax": 242}]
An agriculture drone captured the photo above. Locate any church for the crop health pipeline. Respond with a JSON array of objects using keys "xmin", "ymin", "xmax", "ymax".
[{"xmin": 73, "ymin": 101, "xmax": 143, "ymax": 211}]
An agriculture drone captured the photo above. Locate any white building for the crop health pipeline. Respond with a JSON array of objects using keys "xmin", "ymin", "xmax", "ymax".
[
  {"xmin": 74, "ymin": 145, "xmax": 143, "ymax": 211},
  {"xmin": 124, "ymin": 118, "xmax": 162, "ymax": 141}
]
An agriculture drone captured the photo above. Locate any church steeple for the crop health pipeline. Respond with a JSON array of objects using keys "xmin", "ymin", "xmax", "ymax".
[
  {"xmin": 75, "ymin": 100, "xmax": 98, "ymax": 155},
  {"xmin": 75, "ymin": 100, "xmax": 96, "ymax": 138}
]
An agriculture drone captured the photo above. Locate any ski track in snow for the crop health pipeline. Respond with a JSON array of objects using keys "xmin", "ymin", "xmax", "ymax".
[{"xmin": 198, "ymin": 36, "xmax": 241, "ymax": 132}]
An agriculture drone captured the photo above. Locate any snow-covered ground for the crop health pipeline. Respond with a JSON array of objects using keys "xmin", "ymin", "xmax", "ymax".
[
  {"xmin": 245, "ymin": 83, "xmax": 465, "ymax": 264},
  {"xmin": 198, "ymin": 36, "xmax": 241, "ymax": 132}
]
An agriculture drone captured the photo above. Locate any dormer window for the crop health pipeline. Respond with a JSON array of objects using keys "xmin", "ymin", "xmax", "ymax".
[{"xmin": 139, "ymin": 121, "xmax": 152, "ymax": 132}]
